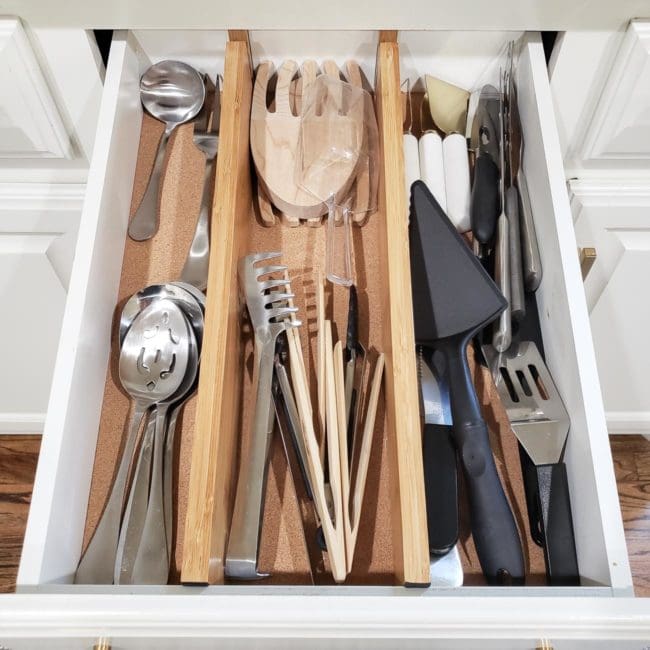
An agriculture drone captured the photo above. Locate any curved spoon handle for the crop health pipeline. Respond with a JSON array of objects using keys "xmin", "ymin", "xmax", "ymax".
[
  {"xmin": 130, "ymin": 404, "xmax": 170, "ymax": 584},
  {"xmin": 179, "ymin": 156, "xmax": 216, "ymax": 290},
  {"xmin": 114, "ymin": 410, "xmax": 156, "ymax": 584},
  {"xmin": 128, "ymin": 125, "xmax": 172, "ymax": 241},
  {"xmin": 74, "ymin": 401, "xmax": 147, "ymax": 584}
]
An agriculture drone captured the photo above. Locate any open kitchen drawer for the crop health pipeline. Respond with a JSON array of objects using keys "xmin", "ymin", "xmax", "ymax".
[{"xmin": 7, "ymin": 27, "xmax": 642, "ymax": 648}]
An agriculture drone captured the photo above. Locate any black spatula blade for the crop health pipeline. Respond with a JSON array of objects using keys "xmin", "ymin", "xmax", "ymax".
[{"xmin": 410, "ymin": 180, "xmax": 506, "ymax": 345}]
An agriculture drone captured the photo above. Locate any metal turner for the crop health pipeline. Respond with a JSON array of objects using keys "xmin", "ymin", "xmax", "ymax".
[
  {"xmin": 225, "ymin": 252, "xmax": 300, "ymax": 580},
  {"xmin": 482, "ymin": 340, "xmax": 580, "ymax": 585}
]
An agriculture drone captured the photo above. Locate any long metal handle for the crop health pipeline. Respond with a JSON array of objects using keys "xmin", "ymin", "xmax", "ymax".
[
  {"xmin": 492, "ymin": 212, "xmax": 512, "ymax": 352},
  {"xmin": 163, "ymin": 403, "xmax": 182, "ymax": 562},
  {"xmin": 179, "ymin": 156, "xmax": 216, "ymax": 291},
  {"xmin": 517, "ymin": 169, "xmax": 542, "ymax": 291},
  {"xmin": 506, "ymin": 185, "xmax": 525, "ymax": 321},
  {"xmin": 130, "ymin": 404, "xmax": 170, "ymax": 584},
  {"xmin": 225, "ymin": 336, "xmax": 276, "ymax": 580},
  {"xmin": 74, "ymin": 401, "xmax": 147, "ymax": 584},
  {"xmin": 128, "ymin": 125, "xmax": 172, "ymax": 242},
  {"xmin": 114, "ymin": 410, "xmax": 156, "ymax": 584}
]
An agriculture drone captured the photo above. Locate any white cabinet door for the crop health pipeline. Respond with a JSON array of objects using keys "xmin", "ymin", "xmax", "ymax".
[{"xmin": 572, "ymin": 180, "xmax": 650, "ymax": 434}]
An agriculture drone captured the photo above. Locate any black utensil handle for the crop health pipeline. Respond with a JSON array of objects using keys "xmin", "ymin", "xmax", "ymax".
[
  {"xmin": 470, "ymin": 155, "xmax": 500, "ymax": 245},
  {"xmin": 346, "ymin": 285, "xmax": 358, "ymax": 355},
  {"xmin": 423, "ymin": 423, "xmax": 459, "ymax": 555},
  {"xmin": 536, "ymin": 462, "xmax": 580, "ymax": 586},
  {"xmin": 442, "ymin": 339, "xmax": 525, "ymax": 585},
  {"xmin": 518, "ymin": 443, "xmax": 544, "ymax": 547}
]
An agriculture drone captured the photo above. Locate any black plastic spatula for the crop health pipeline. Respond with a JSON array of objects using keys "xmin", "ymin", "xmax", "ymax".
[{"xmin": 409, "ymin": 180, "xmax": 525, "ymax": 585}]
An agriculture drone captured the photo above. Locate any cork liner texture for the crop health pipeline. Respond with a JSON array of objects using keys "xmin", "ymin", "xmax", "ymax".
[{"xmin": 81, "ymin": 109, "xmax": 545, "ymax": 587}]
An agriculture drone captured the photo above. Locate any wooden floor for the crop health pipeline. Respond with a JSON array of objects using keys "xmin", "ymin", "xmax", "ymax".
[
  {"xmin": 0, "ymin": 435, "xmax": 40, "ymax": 593},
  {"xmin": 1, "ymin": 434, "xmax": 649, "ymax": 594}
]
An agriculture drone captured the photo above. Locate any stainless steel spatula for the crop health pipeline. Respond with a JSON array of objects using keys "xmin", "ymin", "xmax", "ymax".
[{"xmin": 482, "ymin": 340, "xmax": 579, "ymax": 585}]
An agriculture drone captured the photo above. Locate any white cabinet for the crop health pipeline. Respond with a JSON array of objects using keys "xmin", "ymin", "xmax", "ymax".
[
  {"xmin": 571, "ymin": 181, "xmax": 650, "ymax": 434},
  {"xmin": 551, "ymin": 19, "xmax": 650, "ymax": 434}
]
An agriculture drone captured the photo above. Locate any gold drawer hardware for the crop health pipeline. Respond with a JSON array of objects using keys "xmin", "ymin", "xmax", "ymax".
[
  {"xmin": 536, "ymin": 641, "xmax": 554, "ymax": 650},
  {"xmin": 578, "ymin": 246, "xmax": 597, "ymax": 280},
  {"xmin": 93, "ymin": 639, "xmax": 111, "ymax": 650}
]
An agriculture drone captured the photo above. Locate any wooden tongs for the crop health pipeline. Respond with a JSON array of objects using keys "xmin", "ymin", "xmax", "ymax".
[{"xmin": 284, "ymin": 274, "xmax": 384, "ymax": 582}]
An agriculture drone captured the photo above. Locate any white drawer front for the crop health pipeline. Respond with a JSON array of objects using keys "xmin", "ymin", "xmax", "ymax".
[{"xmin": 10, "ymin": 28, "xmax": 638, "ymax": 644}]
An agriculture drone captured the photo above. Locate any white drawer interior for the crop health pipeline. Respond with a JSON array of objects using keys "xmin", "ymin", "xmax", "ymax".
[{"xmin": 17, "ymin": 28, "xmax": 632, "ymax": 598}]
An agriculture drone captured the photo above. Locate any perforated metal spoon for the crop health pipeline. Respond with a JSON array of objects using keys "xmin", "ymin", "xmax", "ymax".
[{"xmin": 74, "ymin": 299, "xmax": 191, "ymax": 584}]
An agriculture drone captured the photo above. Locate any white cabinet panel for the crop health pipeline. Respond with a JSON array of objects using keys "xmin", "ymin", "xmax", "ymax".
[
  {"xmin": 572, "ymin": 180, "xmax": 650, "ymax": 433},
  {"xmin": 0, "ymin": 183, "xmax": 83, "ymax": 432},
  {"xmin": 581, "ymin": 20, "xmax": 650, "ymax": 162},
  {"xmin": 0, "ymin": 18, "xmax": 71, "ymax": 159}
]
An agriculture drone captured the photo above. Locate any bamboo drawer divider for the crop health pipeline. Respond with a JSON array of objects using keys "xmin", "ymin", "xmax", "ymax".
[{"xmin": 181, "ymin": 31, "xmax": 429, "ymax": 586}]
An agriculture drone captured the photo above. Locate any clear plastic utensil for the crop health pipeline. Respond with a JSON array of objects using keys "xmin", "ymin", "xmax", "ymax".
[{"xmin": 298, "ymin": 74, "xmax": 376, "ymax": 286}]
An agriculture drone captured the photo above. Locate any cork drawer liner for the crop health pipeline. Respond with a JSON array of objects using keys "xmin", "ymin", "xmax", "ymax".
[{"xmin": 81, "ymin": 36, "xmax": 545, "ymax": 588}]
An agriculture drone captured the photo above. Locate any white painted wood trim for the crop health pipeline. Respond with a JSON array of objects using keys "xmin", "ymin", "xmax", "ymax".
[
  {"xmin": 606, "ymin": 413, "xmax": 650, "ymax": 435},
  {"xmin": 0, "ymin": 18, "xmax": 72, "ymax": 159},
  {"xmin": 1, "ymin": 594, "xmax": 650, "ymax": 645},
  {"xmin": 3, "ymin": 0, "xmax": 650, "ymax": 30},
  {"xmin": 0, "ymin": 413, "xmax": 44, "ymax": 433}
]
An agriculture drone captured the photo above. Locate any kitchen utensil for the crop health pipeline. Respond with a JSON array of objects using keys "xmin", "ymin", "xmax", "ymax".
[
  {"xmin": 286, "ymin": 317, "xmax": 347, "ymax": 583},
  {"xmin": 442, "ymin": 133, "xmax": 471, "ymax": 232},
  {"xmin": 113, "ymin": 409, "xmax": 156, "ymax": 584},
  {"xmin": 116, "ymin": 283, "xmax": 205, "ymax": 584},
  {"xmin": 344, "ymin": 285, "xmax": 366, "ymax": 463},
  {"xmin": 119, "ymin": 283, "xmax": 205, "ymax": 348},
  {"xmin": 128, "ymin": 301, "xmax": 197, "ymax": 584},
  {"xmin": 418, "ymin": 131, "xmax": 447, "ymax": 214},
  {"xmin": 424, "ymin": 74, "xmax": 470, "ymax": 135},
  {"xmin": 482, "ymin": 340, "xmax": 579, "ymax": 585},
  {"xmin": 409, "ymin": 180, "xmax": 524, "ymax": 585},
  {"xmin": 273, "ymin": 335, "xmax": 312, "ymax": 499},
  {"xmin": 469, "ymin": 85, "xmax": 500, "ymax": 249},
  {"xmin": 298, "ymin": 73, "xmax": 369, "ymax": 285},
  {"xmin": 492, "ymin": 70, "xmax": 512, "ymax": 353},
  {"xmin": 504, "ymin": 52, "xmax": 525, "ymax": 322},
  {"xmin": 225, "ymin": 253, "xmax": 300, "ymax": 580},
  {"xmin": 128, "ymin": 60, "xmax": 205, "ymax": 242},
  {"xmin": 180, "ymin": 74, "xmax": 221, "ymax": 291},
  {"xmin": 251, "ymin": 60, "xmax": 328, "ymax": 220},
  {"xmin": 404, "ymin": 133, "xmax": 420, "ymax": 197},
  {"xmin": 508, "ymin": 72, "xmax": 542, "ymax": 291},
  {"xmin": 74, "ymin": 298, "xmax": 192, "ymax": 584},
  {"xmin": 418, "ymin": 347, "xmax": 458, "ymax": 556}
]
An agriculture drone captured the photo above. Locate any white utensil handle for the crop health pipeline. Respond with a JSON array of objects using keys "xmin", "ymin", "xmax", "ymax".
[
  {"xmin": 403, "ymin": 133, "xmax": 420, "ymax": 201},
  {"xmin": 442, "ymin": 133, "xmax": 471, "ymax": 232},
  {"xmin": 418, "ymin": 132, "xmax": 447, "ymax": 214}
]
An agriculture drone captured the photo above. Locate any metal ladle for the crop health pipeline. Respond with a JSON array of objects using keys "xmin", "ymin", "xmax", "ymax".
[
  {"xmin": 74, "ymin": 299, "xmax": 191, "ymax": 584},
  {"xmin": 128, "ymin": 60, "xmax": 205, "ymax": 242}
]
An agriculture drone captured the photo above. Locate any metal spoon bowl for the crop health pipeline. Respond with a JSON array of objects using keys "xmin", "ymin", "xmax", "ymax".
[
  {"xmin": 119, "ymin": 283, "xmax": 204, "ymax": 349},
  {"xmin": 140, "ymin": 60, "xmax": 206, "ymax": 127}
]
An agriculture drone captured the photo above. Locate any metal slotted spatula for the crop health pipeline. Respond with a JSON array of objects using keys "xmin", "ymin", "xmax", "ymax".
[{"xmin": 482, "ymin": 340, "xmax": 579, "ymax": 585}]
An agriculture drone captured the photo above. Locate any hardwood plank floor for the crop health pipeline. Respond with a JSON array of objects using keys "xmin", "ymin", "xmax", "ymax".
[
  {"xmin": 0, "ymin": 435, "xmax": 40, "ymax": 593},
  {"xmin": 0, "ymin": 434, "xmax": 649, "ymax": 594},
  {"xmin": 611, "ymin": 435, "xmax": 650, "ymax": 597}
]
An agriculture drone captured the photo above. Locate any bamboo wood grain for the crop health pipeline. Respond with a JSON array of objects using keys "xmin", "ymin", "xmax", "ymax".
[
  {"xmin": 349, "ymin": 353, "xmax": 385, "ymax": 569},
  {"xmin": 181, "ymin": 40, "xmax": 253, "ymax": 585},
  {"xmin": 375, "ymin": 41, "xmax": 430, "ymax": 585}
]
